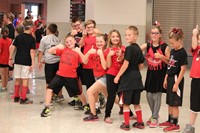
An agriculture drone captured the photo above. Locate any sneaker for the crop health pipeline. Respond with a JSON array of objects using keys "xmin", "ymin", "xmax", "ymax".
[
  {"xmin": 120, "ymin": 123, "xmax": 130, "ymax": 131},
  {"xmin": 182, "ymin": 124, "xmax": 195, "ymax": 133},
  {"xmin": 41, "ymin": 107, "xmax": 51, "ymax": 117},
  {"xmin": 159, "ymin": 121, "xmax": 173, "ymax": 128},
  {"xmin": 55, "ymin": 95, "xmax": 64, "ymax": 102},
  {"xmin": 99, "ymin": 93, "xmax": 106, "ymax": 109},
  {"xmin": 74, "ymin": 100, "xmax": 82, "ymax": 110},
  {"xmin": 83, "ymin": 113, "xmax": 99, "ymax": 121},
  {"xmin": 20, "ymin": 98, "xmax": 33, "ymax": 104},
  {"xmin": 51, "ymin": 95, "xmax": 57, "ymax": 101},
  {"xmin": 163, "ymin": 124, "xmax": 180, "ymax": 132},
  {"xmin": 84, "ymin": 108, "xmax": 101, "ymax": 115},
  {"xmin": 0, "ymin": 88, "xmax": 8, "ymax": 93},
  {"xmin": 132, "ymin": 122, "xmax": 145, "ymax": 129},
  {"xmin": 96, "ymin": 107, "xmax": 101, "ymax": 114},
  {"xmin": 146, "ymin": 116, "xmax": 153, "ymax": 125},
  {"xmin": 149, "ymin": 119, "xmax": 158, "ymax": 128},
  {"xmin": 104, "ymin": 117, "xmax": 113, "ymax": 124},
  {"xmin": 68, "ymin": 99, "xmax": 75, "ymax": 106},
  {"xmin": 14, "ymin": 97, "xmax": 20, "ymax": 102}
]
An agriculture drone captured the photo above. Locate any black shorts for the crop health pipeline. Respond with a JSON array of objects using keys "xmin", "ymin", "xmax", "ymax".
[
  {"xmin": 45, "ymin": 62, "xmax": 59, "ymax": 84},
  {"xmin": 48, "ymin": 74, "xmax": 81, "ymax": 97},
  {"xmin": 82, "ymin": 68, "xmax": 95, "ymax": 90},
  {"xmin": 119, "ymin": 89, "xmax": 141, "ymax": 105},
  {"xmin": 0, "ymin": 64, "xmax": 9, "ymax": 68},
  {"xmin": 77, "ymin": 64, "xmax": 85, "ymax": 85},
  {"xmin": 190, "ymin": 78, "xmax": 200, "ymax": 112},
  {"xmin": 166, "ymin": 76, "xmax": 184, "ymax": 106}
]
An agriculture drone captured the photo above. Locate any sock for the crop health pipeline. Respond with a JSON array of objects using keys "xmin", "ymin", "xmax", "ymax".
[
  {"xmin": 173, "ymin": 117, "xmax": 178, "ymax": 125},
  {"xmin": 124, "ymin": 110, "xmax": 130, "ymax": 125},
  {"xmin": 21, "ymin": 86, "xmax": 28, "ymax": 100},
  {"xmin": 14, "ymin": 85, "xmax": 20, "ymax": 97},
  {"xmin": 168, "ymin": 114, "xmax": 173, "ymax": 123},
  {"xmin": 135, "ymin": 109, "xmax": 143, "ymax": 123}
]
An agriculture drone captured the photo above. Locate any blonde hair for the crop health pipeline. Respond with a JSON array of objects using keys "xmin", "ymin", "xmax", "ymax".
[
  {"xmin": 84, "ymin": 20, "xmax": 96, "ymax": 28},
  {"xmin": 168, "ymin": 27, "xmax": 184, "ymax": 41},
  {"xmin": 107, "ymin": 29, "xmax": 122, "ymax": 48}
]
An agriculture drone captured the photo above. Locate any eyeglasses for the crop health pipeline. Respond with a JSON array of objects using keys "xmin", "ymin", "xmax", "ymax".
[
  {"xmin": 150, "ymin": 32, "xmax": 160, "ymax": 35},
  {"xmin": 86, "ymin": 26, "xmax": 94, "ymax": 29}
]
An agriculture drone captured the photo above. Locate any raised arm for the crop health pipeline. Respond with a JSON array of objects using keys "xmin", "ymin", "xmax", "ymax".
[{"xmin": 192, "ymin": 25, "xmax": 199, "ymax": 50}]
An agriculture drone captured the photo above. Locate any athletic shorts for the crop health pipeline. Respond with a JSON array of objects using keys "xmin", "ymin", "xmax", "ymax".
[
  {"xmin": 44, "ymin": 62, "xmax": 59, "ymax": 84},
  {"xmin": 14, "ymin": 64, "xmax": 32, "ymax": 79},
  {"xmin": 166, "ymin": 76, "xmax": 184, "ymax": 106},
  {"xmin": 190, "ymin": 78, "xmax": 200, "ymax": 112},
  {"xmin": 95, "ymin": 75, "xmax": 106, "ymax": 87},
  {"xmin": 0, "ymin": 64, "xmax": 9, "ymax": 68},
  {"xmin": 119, "ymin": 89, "xmax": 141, "ymax": 105},
  {"xmin": 48, "ymin": 74, "xmax": 81, "ymax": 97}
]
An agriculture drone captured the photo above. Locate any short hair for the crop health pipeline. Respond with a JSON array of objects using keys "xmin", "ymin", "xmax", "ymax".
[
  {"xmin": 84, "ymin": 20, "xmax": 96, "ymax": 28},
  {"xmin": 71, "ymin": 17, "xmax": 82, "ymax": 23},
  {"xmin": 47, "ymin": 23, "xmax": 58, "ymax": 34},
  {"xmin": 23, "ymin": 20, "xmax": 33, "ymax": 30},
  {"xmin": 15, "ymin": 25, "xmax": 24, "ymax": 34},
  {"xmin": 168, "ymin": 27, "xmax": 184, "ymax": 41},
  {"xmin": 127, "ymin": 25, "xmax": 139, "ymax": 35}
]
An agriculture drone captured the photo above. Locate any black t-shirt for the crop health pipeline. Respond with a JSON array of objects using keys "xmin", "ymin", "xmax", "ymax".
[
  {"xmin": 6, "ymin": 23, "xmax": 15, "ymax": 40},
  {"xmin": 124, "ymin": 43, "xmax": 144, "ymax": 72},
  {"xmin": 35, "ymin": 28, "xmax": 44, "ymax": 43},
  {"xmin": 13, "ymin": 33, "xmax": 36, "ymax": 66},
  {"xmin": 167, "ymin": 48, "xmax": 188, "ymax": 76}
]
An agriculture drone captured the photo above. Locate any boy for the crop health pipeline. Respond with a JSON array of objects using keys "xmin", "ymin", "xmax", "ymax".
[
  {"xmin": 182, "ymin": 25, "xmax": 200, "ymax": 133},
  {"xmin": 40, "ymin": 35, "xmax": 94, "ymax": 117},
  {"xmin": 9, "ymin": 20, "xmax": 35, "ymax": 104},
  {"xmin": 114, "ymin": 26, "xmax": 145, "ymax": 131},
  {"xmin": 159, "ymin": 27, "xmax": 188, "ymax": 132}
]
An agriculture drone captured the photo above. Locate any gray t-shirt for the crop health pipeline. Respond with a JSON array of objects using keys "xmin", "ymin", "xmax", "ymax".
[{"xmin": 38, "ymin": 34, "xmax": 60, "ymax": 64}]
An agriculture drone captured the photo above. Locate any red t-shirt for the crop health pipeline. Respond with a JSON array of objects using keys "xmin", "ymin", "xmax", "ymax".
[
  {"xmin": 0, "ymin": 38, "xmax": 12, "ymax": 65},
  {"xmin": 106, "ymin": 46, "xmax": 126, "ymax": 76},
  {"xmin": 190, "ymin": 45, "xmax": 200, "ymax": 78},
  {"xmin": 83, "ymin": 35, "xmax": 96, "ymax": 69},
  {"xmin": 91, "ymin": 50, "xmax": 108, "ymax": 77},
  {"xmin": 56, "ymin": 48, "xmax": 82, "ymax": 78}
]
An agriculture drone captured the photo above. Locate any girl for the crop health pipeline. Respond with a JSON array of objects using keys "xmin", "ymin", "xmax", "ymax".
[
  {"xmin": 104, "ymin": 29, "xmax": 125, "ymax": 123},
  {"xmin": 140, "ymin": 21, "xmax": 170, "ymax": 128},
  {"xmin": 83, "ymin": 34, "xmax": 108, "ymax": 121},
  {"xmin": 0, "ymin": 27, "xmax": 12, "ymax": 92},
  {"xmin": 159, "ymin": 27, "xmax": 187, "ymax": 132}
]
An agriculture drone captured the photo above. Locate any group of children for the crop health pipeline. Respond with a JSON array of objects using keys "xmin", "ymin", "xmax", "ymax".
[{"xmin": 0, "ymin": 14, "xmax": 199, "ymax": 132}]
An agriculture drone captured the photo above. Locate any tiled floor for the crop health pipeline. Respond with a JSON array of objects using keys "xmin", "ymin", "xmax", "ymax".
[{"xmin": 0, "ymin": 68, "xmax": 199, "ymax": 133}]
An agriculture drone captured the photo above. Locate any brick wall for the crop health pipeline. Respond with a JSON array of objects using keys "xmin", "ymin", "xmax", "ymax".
[{"xmin": 0, "ymin": 0, "xmax": 47, "ymax": 23}]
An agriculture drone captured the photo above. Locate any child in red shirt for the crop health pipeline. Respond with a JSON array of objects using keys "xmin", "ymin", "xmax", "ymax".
[
  {"xmin": 0, "ymin": 27, "xmax": 12, "ymax": 92},
  {"xmin": 41, "ymin": 35, "xmax": 93, "ymax": 117}
]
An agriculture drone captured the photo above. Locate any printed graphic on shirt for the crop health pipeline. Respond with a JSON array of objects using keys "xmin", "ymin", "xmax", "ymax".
[{"xmin": 168, "ymin": 55, "xmax": 177, "ymax": 70}]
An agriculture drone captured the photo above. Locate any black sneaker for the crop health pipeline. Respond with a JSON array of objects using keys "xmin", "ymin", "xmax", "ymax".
[
  {"xmin": 20, "ymin": 98, "xmax": 33, "ymax": 104},
  {"xmin": 84, "ymin": 108, "xmax": 101, "ymax": 115},
  {"xmin": 120, "ymin": 123, "xmax": 130, "ymax": 131},
  {"xmin": 68, "ymin": 100, "xmax": 75, "ymax": 106},
  {"xmin": 96, "ymin": 108, "xmax": 101, "ymax": 114},
  {"xmin": 41, "ymin": 107, "xmax": 51, "ymax": 117},
  {"xmin": 55, "ymin": 95, "xmax": 64, "ymax": 102},
  {"xmin": 83, "ymin": 113, "xmax": 99, "ymax": 121},
  {"xmin": 74, "ymin": 100, "xmax": 82, "ymax": 110},
  {"xmin": 132, "ymin": 122, "xmax": 145, "ymax": 129},
  {"xmin": 14, "ymin": 97, "xmax": 20, "ymax": 102}
]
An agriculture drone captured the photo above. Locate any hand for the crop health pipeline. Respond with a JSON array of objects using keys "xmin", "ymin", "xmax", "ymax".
[
  {"xmin": 97, "ymin": 49, "xmax": 103, "ymax": 56},
  {"xmin": 38, "ymin": 62, "xmax": 43, "ymax": 71},
  {"xmin": 163, "ymin": 79, "xmax": 167, "ymax": 89},
  {"xmin": 71, "ymin": 29, "xmax": 77, "ymax": 36},
  {"xmin": 29, "ymin": 65, "xmax": 34, "ymax": 72},
  {"xmin": 9, "ymin": 60, "xmax": 13, "ymax": 67},
  {"xmin": 108, "ymin": 49, "xmax": 115, "ymax": 56},
  {"xmin": 154, "ymin": 52, "xmax": 162, "ymax": 59},
  {"xmin": 88, "ymin": 46, "xmax": 96, "ymax": 54},
  {"xmin": 114, "ymin": 76, "xmax": 120, "ymax": 84},
  {"xmin": 172, "ymin": 83, "xmax": 178, "ymax": 92},
  {"xmin": 193, "ymin": 25, "xmax": 199, "ymax": 36},
  {"xmin": 74, "ymin": 47, "xmax": 81, "ymax": 53},
  {"xmin": 82, "ymin": 29, "xmax": 87, "ymax": 37}
]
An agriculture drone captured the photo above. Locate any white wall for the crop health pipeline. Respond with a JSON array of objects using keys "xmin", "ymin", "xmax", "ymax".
[
  {"xmin": 47, "ymin": 0, "xmax": 70, "ymax": 22},
  {"xmin": 94, "ymin": 0, "xmax": 146, "ymax": 25}
]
